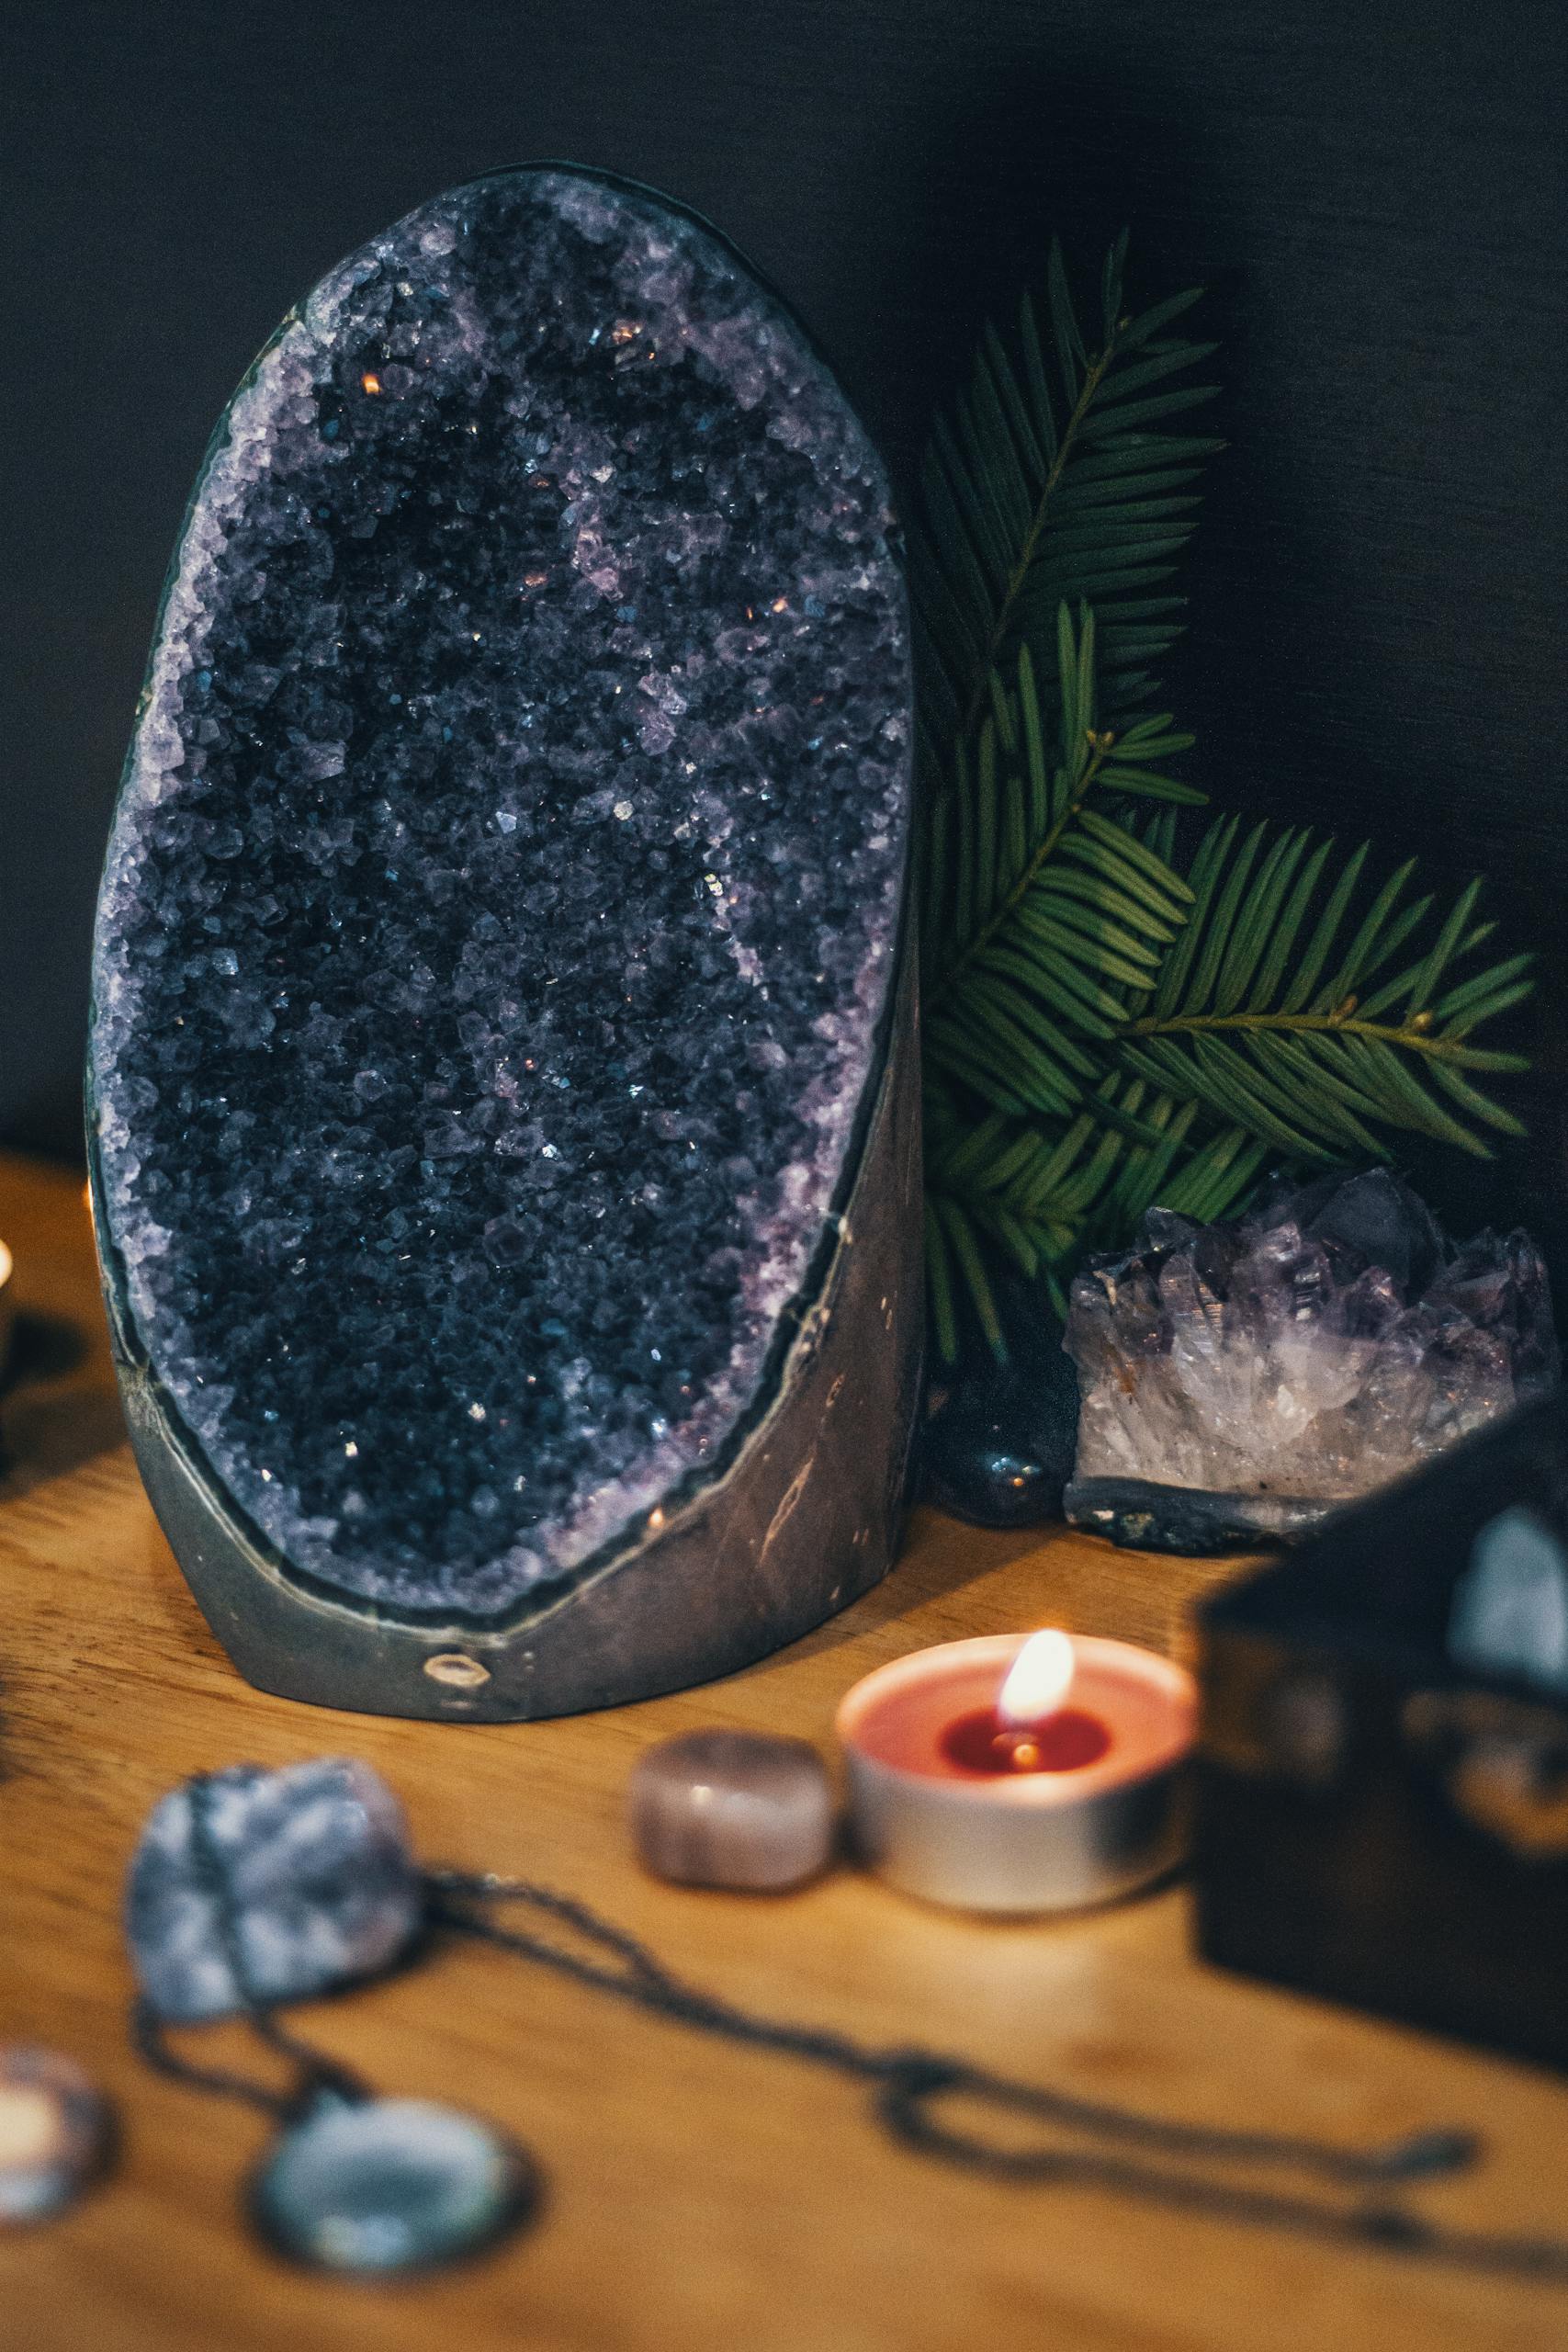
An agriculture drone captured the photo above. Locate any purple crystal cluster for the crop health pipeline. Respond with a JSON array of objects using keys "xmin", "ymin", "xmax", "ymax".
[
  {"xmin": 1065, "ymin": 1171, "xmax": 1558, "ymax": 1545},
  {"xmin": 90, "ymin": 169, "xmax": 908, "ymax": 1615}
]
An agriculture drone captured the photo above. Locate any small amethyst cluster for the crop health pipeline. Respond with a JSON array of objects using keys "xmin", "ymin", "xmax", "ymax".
[{"xmin": 1064, "ymin": 1170, "xmax": 1559, "ymax": 1550}]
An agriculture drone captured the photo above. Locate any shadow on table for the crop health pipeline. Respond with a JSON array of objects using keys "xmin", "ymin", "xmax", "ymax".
[
  {"xmin": 784, "ymin": 1505, "xmax": 1069, "ymax": 1668},
  {"xmin": 0, "ymin": 1311, "xmax": 127, "ymax": 1500}
]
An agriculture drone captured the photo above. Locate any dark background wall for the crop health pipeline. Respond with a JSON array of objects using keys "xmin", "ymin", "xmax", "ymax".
[{"xmin": 6, "ymin": 1, "xmax": 1566, "ymax": 1246}]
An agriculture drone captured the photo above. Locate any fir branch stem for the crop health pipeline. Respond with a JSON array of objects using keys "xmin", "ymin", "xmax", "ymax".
[
  {"xmin": 954, "ymin": 340, "xmax": 1118, "ymax": 742},
  {"xmin": 1125, "ymin": 1008, "xmax": 1491, "ymax": 1061},
  {"xmin": 927, "ymin": 732, "xmax": 1115, "ymax": 1012}
]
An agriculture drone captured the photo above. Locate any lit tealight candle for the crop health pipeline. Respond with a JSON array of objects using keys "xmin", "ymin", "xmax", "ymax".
[{"xmin": 837, "ymin": 1631, "xmax": 1196, "ymax": 1914}]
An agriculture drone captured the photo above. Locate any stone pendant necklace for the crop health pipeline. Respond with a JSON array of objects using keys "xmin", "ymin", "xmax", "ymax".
[
  {"xmin": 129, "ymin": 1766, "xmax": 539, "ymax": 2276},
  {"xmin": 128, "ymin": 1760, "xmax": 1568, "ymax": 2285}
]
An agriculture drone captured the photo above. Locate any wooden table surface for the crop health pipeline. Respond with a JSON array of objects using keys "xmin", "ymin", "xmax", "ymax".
[{"xmin": 3, "ymin": 1145, "xmax": 1567, "ymax": 2351}]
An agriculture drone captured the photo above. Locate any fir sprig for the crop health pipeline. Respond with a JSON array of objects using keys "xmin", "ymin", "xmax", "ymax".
[
  {"xmin": 910, "ymin": 233, "xmax": 1221, "ymax": 782},
  {"xmin": 914, "ymin": 244, "xmax": 1532, "ymax": 1364}
]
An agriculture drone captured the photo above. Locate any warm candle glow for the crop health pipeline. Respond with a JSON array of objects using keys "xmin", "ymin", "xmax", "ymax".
[
  {"xmin": 996, "ymin": 1629, "xmax": 1076, "ymax": 1726},
  {"xmin": 837, "ymin": 1633, "xmax": 1198, "ymax": 1907}
]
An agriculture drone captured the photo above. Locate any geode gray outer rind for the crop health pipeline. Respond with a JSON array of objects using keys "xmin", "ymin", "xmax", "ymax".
[{"xmin": 88, "ymin": 165, "xmax": 919, "ymax": 1718}]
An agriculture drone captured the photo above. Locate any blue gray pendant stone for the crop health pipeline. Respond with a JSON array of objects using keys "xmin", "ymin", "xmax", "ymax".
[
  {"xmin": 127, "ymin": 1759, "xmax": 423, "ymax": 2020},
  {"xmin": 252, "ymin": 2093, "xmax": 538, "ymax": 2274},
  {"xmin": 87, "ymin": 164, "xmax": 918, "ymax": 1720}
]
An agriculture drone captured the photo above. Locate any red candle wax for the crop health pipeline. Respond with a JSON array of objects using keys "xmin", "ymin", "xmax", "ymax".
[
  {"xmin": 839, "ymin": 1634, "xmax": 1192, "ymax": 1794},
  {"xmin": 942, "ymin": 1705, "xmax": 1111, "ymax": 1776}
]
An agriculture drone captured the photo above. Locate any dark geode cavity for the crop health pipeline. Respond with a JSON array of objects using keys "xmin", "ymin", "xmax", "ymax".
[
  {"xmin": 1063, "ymin": 1170, "xmax": 1558, "ymax": 1555},
  {"xmin": 88, "ymin": 166, "xmax": 919, "ymax": 1718}
]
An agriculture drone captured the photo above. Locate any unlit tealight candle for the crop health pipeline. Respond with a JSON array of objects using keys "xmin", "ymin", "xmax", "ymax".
[{"xmin": 630, "ymin": 1731, "xmax": 836, "ymax": 1891}]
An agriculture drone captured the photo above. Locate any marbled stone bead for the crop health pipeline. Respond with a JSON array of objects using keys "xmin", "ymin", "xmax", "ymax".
[
  {"xmin": 0, "ymin": 2048, "xmax": 111, "ymax": 2224},
  {"xmin": 630, "ymin": 1729, "xmax": 836, "ymax": 1890},
  {"xmin": 126, "ymin": 1758, "xmax": 423, "ymax": 2020}
]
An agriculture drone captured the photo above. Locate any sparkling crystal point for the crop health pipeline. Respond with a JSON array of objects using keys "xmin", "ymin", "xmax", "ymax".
[{"xmin": 1064, "ymin": 1172, "xmax": 1558, "ymax": 1553}]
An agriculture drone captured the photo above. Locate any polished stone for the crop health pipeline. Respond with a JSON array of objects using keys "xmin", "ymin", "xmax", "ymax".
[
  {"xmin": 0, "ymin": 2048, "xmax": 112, "ymax": 2224},
  {"xmin": 630, "ymin": 1729, "xmax": 836, "ymax": 1889},
  {"xmin": 127, "ymin": 1759, "xmax": 423, "ymax": 2020},
  {"xmin": 921, "ymin": 1295, "xmax": 1079, "ymax": 1529},
  {"xmin": 91, "ymin": 166, "xmax": 908, "ymax": 1620},
  {"xmin": 251, "ymin": 2093, "xmax": 537, "ymax": 2274}
]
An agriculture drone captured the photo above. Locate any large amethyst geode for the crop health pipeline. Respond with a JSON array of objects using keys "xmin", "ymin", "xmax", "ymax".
[
  {"xmin": 88, "ymin": 168, "xmax": 919, "ymax": 1717},
  {"xmin": 1063, "ymin": 1170, "xmax": 1558, "ymax": 1554}
]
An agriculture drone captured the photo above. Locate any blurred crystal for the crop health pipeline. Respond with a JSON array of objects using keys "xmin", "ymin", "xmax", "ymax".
[
  {"xmin": 1064, "ymin": 1170, "xmax": 1559, "ymax": 1549},
  {"xmin": 1450, "ymin": 1506, "xmax": 1568, "ymax": 1691},
  {"xmin": 127, "ymin": 1758, "xmax": 423, "ymax": 2021},
  {"xmin": 0, "ymin": 2048, "xmax": 111, "ymax": 2224}
]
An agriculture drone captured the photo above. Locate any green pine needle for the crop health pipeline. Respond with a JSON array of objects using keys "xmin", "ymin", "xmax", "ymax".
[{"xmin": 914, "ymin": 241, "xmax": 1533, "ymax": 1363}]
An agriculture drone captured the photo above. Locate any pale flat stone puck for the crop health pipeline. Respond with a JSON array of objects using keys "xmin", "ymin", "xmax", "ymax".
[
  {"xmin": 630, "ymin": 1731, "xmax": 836, "ymax": 1892},
  {"xmin": 0, "ymin": 2047, "xmax": 112, "ymax": 2223},
  {"xmin": 250, "ymin": 2094, "xmax": 538, "ymax": 2275}
]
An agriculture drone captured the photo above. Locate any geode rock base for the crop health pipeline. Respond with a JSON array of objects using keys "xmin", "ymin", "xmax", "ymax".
[{"xmin": 98, "ymin": 953, "xmax": 919, "ymax": 1718}]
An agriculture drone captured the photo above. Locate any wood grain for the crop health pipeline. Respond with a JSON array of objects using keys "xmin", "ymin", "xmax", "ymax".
[{"xmin": 3, "ymin": 1144, "xmax": 1568, "ymax": 2350}]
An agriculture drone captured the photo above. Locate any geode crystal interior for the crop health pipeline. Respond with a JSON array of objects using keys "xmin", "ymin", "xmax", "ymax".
[
  {"xmin": 1063, "ymin": 1171, "xmax": 1559, "ymax": 1554},
  {"xmin": 88, "ymin": 167, "xmax": 915, "ymax": 1713}
]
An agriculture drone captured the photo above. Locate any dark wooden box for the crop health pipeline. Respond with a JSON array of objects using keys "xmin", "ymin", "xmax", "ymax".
[{"xmin": 1194, "ymin": 1392, "xmax": 1568, "ymax": 2068}]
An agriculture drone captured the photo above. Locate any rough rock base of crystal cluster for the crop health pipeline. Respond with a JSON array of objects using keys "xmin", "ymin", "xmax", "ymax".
[
  {"xmin": 1064, "ymin": 1172, "xmax": 1558, "ymax": 1557},
  {"xmin": 1063, "ymin": 1478, "xmax": 1329, "ymax": 1555}
]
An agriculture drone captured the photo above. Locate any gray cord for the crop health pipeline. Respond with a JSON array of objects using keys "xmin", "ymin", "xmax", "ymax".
[
  {"xmin": 128, "ymin": 1805, "xmax": 1568, "ymax": 2284},
  {"xmin": 426, "ymin": 1869, "xmax": 1568, "ymax": 2284},
  {"xmin": 132, "ymin": 1774, "xmax": 375, "ymax": 2120}
]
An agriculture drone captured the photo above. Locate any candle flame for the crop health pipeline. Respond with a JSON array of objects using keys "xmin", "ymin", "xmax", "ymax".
[{"xmin": 997, "ymin": 1630, "xmax": 1076, "ymax": 1725}]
